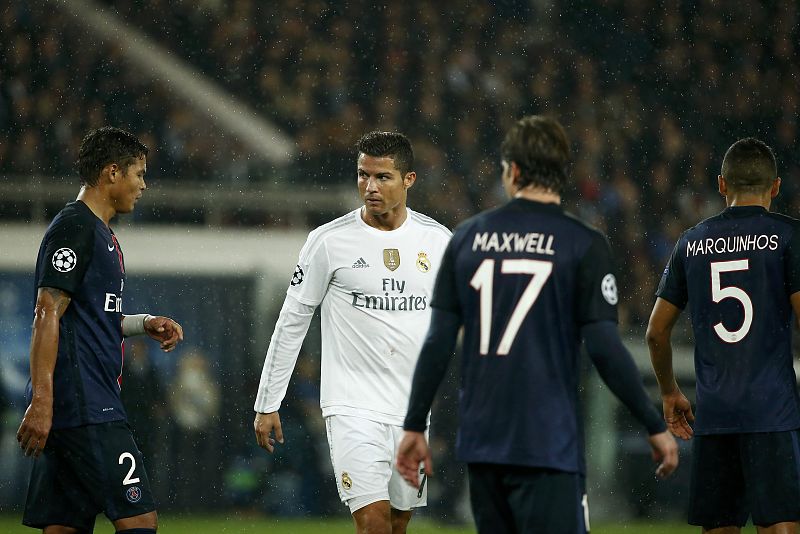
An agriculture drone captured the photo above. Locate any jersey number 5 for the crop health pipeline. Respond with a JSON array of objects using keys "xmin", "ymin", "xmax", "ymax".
[
  {"xmin": 710, "ymin": 259, "xmax": 752, "ymax": 343},
  {"xmin": 470, "ymin": 258, "xmax": 553, "ymax": 355}
]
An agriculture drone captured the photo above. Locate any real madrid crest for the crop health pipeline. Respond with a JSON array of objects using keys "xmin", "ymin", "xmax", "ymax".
[
  {"xmin": 383, "ymin": 248, "xmax": 400, "ymax": 271},
  {"xmin": 341, "ymin": 471, "xmax": 353, "ymax": 490},
  {"xmin": 416, "ymin": 252, "xmax": 431, "ymax": 273}
]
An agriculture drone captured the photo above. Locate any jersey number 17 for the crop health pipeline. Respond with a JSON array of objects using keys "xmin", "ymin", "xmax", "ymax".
[{"xmin": 470, "ymin": 259, "xmax": 553, "ymax": 356}]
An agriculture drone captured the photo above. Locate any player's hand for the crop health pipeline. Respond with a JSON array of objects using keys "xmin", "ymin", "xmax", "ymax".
[
  {"xmin": 254, "ymin": 411, "xmax": 284, "ymax": 453},
  {"xmin": 396, "ymin": 431, "xmax": 432, "ymax": 489},
  {"xmin": 647, "ymin": 431, "xmax": 679, "ymax": 479},
  {"xmin": 16, "ymin": 399, "xmax": 53, "ymax": 458},
  {"xmin": 144, "ymin": 315, "xmax": 184, "ymax": 352},
  {"xmin": 661, "ymin": 389, "xmax": 694, "ymax": 440}
]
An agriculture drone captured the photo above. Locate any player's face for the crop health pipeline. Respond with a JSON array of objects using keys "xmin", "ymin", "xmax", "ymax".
[
  {"xmin": 357, "ymin": 153, "xmax": 414, "ymax": 217},
  {"xmin": 112, "ymin": 156, "xmax": 147, "ymax": 214}
]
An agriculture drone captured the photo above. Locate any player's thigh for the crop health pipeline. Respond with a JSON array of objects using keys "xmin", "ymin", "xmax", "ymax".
[
  {"xmin": 325, "ymin": 415, "xmax": 394, "ymax": 513},
  {"xmin": 95, "ymin": 420, "xmax": 156, "ymax": 522},
  {"xmin": 23, "ymin": 426, "xmax": 102, "ymax": 532},
  {"xmin": 387, "ymin": 424, "xmax": 428, "ymax": 512},
  {"xmin": 506, "ymin": 466, "xmax": 587, "ymax": 534},
  {"xmin": 689, "ymin": 434, "xmax": 748, "ymax": 528},
  {"xmin": 468, "ymin": 463, "xmax": 588, "ymax": 534},
  {"xmin": 467, "ymin": 463, "xmax": 516, "ymax": 534},
  {"xmin": 741, "ymin": 430, "xmax": 800, "ymax": 526}
]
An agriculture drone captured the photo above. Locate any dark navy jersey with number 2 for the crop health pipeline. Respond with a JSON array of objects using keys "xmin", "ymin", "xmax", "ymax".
[
  {"xmin": 431, "ymin": 198, "xmax": 619, "ymax": 474},
  {"xmin": 26, "ymin": 200, "xmax": 128, "ymax": 429},
  {"xmin": 657, "ymin": 205, "xmax": 800, "ymax": 435}
]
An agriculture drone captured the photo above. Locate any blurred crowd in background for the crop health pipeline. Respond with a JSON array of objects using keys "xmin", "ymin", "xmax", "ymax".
[
  {"xmin": 1, "ymin": 0, "xmax": 797, "ymax": 519},
  {"xmin": 3, "ymin": 0, "xmax": 798, "ymax": 324}
]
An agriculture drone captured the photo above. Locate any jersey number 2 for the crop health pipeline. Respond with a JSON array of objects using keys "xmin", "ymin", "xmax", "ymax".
[
  {"xmin": 470, "ymin": 259, "xmax": 553, "ymax": 355},
  {"xmin": 710, "ymin": 259, "xmax": 752, "ymax": 343},
  {"xmin": 119, "ymin": 452, "xmax": 141, "ymax": 485}
]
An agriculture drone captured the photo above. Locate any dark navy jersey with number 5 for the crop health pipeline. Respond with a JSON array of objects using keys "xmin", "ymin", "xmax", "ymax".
[
  {"xmin": 657, "ymin": 205, "xmax": 800, "ymax": 435},
  {"xmin": 431, "ymin": 198, "xmax": 618, "ymax": 474},
  {"xmin": 26, "ymin": 200, "xmax": 128, "ymax": 429}
]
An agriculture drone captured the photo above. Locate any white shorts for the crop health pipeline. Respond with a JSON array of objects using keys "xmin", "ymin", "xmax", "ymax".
[{"xmin": 325, "ymin": 414, "xmax": 428, "ymax": 514}]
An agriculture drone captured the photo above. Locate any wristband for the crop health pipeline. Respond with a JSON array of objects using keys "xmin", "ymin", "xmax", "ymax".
[{"xmin": 122, "ymin": 313, "xmax": 152, "ymax": 337}]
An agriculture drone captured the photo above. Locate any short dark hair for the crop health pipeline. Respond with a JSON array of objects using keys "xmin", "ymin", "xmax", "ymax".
[
  {"xmin": 500, "ymin": 115, "xmax": 570, "ymax": 194},
  {"xmin": 721, "ymin": 137, "xmax": 777, "ymax": 193},
  {"xmin": 77, "ymin": 126, "xmax": 148, "ymax": 186},
  {"xmin": 356, "ymin": 131, "xmax": 414, "ymax": 175}
]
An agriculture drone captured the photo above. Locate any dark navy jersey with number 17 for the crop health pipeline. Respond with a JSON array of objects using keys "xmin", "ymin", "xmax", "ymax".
[
  {"xmin": 431, "ymin": 198, "xmax": 619, "ymax": 474},
  {"xmin": 657, "ymin": 205, "xmax": 800, "ymax": 435},
  {"xmin": 25, "ymin": 200, "xmax": 128, "ymax": 429}
]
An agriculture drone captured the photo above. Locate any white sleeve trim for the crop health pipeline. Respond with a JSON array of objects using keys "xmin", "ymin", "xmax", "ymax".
[{"xmin": 253, "ymin": 294, "xmax": 316, "ymax": 413}]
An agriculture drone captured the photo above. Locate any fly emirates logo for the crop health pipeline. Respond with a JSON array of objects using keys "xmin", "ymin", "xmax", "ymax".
[
  {"xmin": 104, "ymin": 279, "xmax": 124, "ymax": 313},
  {"xmin": 351, "ymin": 277, "xmax": 427, "ymax": 311}
]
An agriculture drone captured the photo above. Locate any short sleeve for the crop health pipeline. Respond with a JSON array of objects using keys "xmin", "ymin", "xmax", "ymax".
[
  {"xmin": 575, "ymin": 232, "xmax": 619, "ymax": 325},
  {"xmin": 785, "ymin": 225, "xmax": 800, "ymax": 295},
  {"xmin": 285, "ymin": 230, "xmax": 333, "ymax": 306},
  {"xmin": 37, "ymin": 215, "xmax": 94, "ymax": 295},
  {"xmin": 430, "ymin": 236, "xmax": 461, "ymax": 317},
  {"xmin": 655, "ymin": 237, "xmax": 688, "ymax": 309}
]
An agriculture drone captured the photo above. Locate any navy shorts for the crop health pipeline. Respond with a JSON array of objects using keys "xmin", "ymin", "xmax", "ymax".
[
  {"xmin": 468, "ymin": 463, "xmax": 589, "ymax": 534},
  {"xmin": 689, "ymin": 430, "xmax": 800, "ymax": 528},
  {"xmin": 23, "ymin": 420, "xmax": 155, "ymax": 532}
]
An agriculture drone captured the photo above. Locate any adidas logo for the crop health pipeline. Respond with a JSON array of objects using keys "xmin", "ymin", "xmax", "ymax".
[{"xmin": 352, "ymin": 257, "xmax": 370, "ymax": 269}]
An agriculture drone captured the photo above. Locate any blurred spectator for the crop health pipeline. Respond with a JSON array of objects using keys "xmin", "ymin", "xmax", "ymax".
[
  {"xmin": 121, "ymin": 338, "xmax": 167, "ymax": 484},
  {"xmin": 1, "ymin": 0, "xmax": 797, "ymax": 353},
  {"xmin": 169, "ymin": 348, "xmax": 221, "ymax": 510}
]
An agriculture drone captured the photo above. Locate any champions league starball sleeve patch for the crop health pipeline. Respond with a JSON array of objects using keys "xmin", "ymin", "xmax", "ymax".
[
  {"xmin": 290, "ymin": 264, "xmax": 305, "ymax": 286},
  {"xmin": 52, "ymin": 248, "xmax": 78, "ymax": 272},
  {"xmin": 600, "ymin": 273, "xmax": 618, "ymax": 305}
]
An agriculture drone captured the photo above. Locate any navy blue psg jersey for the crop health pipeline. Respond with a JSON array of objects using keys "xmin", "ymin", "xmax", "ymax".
[
  {"xmin": 25, "ymin": 200, "xmax": 128, "ymax": 429},
  {"xmin": 657, "ymin": 205, "xmax": 800, "ymax": 435},
  {"xmin": 431, "ymin": 198, "xmax": 618, "ymax": 473}
]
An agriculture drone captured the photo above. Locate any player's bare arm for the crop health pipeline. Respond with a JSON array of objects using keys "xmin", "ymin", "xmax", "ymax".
[
  {"xmin": 646, "ymin": 297, "xmax": 694, "ymax": 440},
  {"xmin": 17, "ymin": 286, "xmax": 71, "ymax": 457},
  {"xmin": 254, "ymin": 411, "xmax": 284, "ymax": 453},
  {"xmin": 790, "ymin": 293, "xmax": 800, "ymax": 329}
]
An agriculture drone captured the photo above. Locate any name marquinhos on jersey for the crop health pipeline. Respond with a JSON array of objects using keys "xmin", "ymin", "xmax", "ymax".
[
  {"xmin": 472, "ymin": 232, "xmax": 555, "ymax": 255},
  {"xmin": 350, "ymin": 277, "xmax": 427, "ymax": 311},
  {"xmin": 686, "ymin": 234, "xmax": 779, "ymax": 257}
]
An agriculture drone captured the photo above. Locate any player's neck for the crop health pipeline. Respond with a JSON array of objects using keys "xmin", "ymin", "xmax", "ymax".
[
  {"xmin": 726, "ymin": 195, "xmax": 771, "ymax": 210},
  {"xmin": 77, "ymin": 187, "xmax": 117, "ymax": 226},
  {"xmin": 513, "ymin": 187, "xmax": 561, "ymax": 205},
  {"xmin": 361, "ymin": 205, "xmax": 408, "ymax": 231}
]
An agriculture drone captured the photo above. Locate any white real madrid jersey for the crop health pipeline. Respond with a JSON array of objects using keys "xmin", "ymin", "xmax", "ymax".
[{"xmin": 286, "ymin": 207, "xmax": 450, "ymax": 425}]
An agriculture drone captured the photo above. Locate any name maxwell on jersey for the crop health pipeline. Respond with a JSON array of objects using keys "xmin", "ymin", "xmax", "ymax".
[
  {"xmin": 351, "ymin": 277, "xmax": 427, "ymax": 311},
  {"xmin": 472, "ymin": 232, "xmax": 556, "ymax": 255}
]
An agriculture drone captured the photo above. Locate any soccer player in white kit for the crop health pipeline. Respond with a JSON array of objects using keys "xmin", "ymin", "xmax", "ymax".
[{"xmin": 253, "ymin": 131, "xmax": 451, "ymax": 534}]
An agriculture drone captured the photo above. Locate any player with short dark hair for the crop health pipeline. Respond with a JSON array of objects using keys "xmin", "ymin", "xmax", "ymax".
[
  {"xmin": 17, "ymin": 126, "xmax": 184, "ymax": 534},
  {"xmin": 253, "ymin": 131, "xmax": 451, "ymax": 534},
  {"xmin": 396, "ymin": 115, "xmax": 678, "ymax": 534},
  {"xmin": 648, "ymin": 137, "xmax": 800, "ymax": 533}
]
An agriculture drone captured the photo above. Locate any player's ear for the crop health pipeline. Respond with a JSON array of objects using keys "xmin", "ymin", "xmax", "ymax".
[
  {"xmin": 103, "ymin": 163, "xmax": 119, "ymax": 184},
  {"xmin": 510, "ymin": 162, "xmax": 523, "ymax": 187},
  {"xmin": 771, "ymin": 177, "xmax": 781, "ymax": 198},
  {"xmin": 403, "ymin": 171, "xmax": 416, "ymax": 189},
  {"xmin": 717, "ymin": 175, "xmax": 727, "ymax": 196}
]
